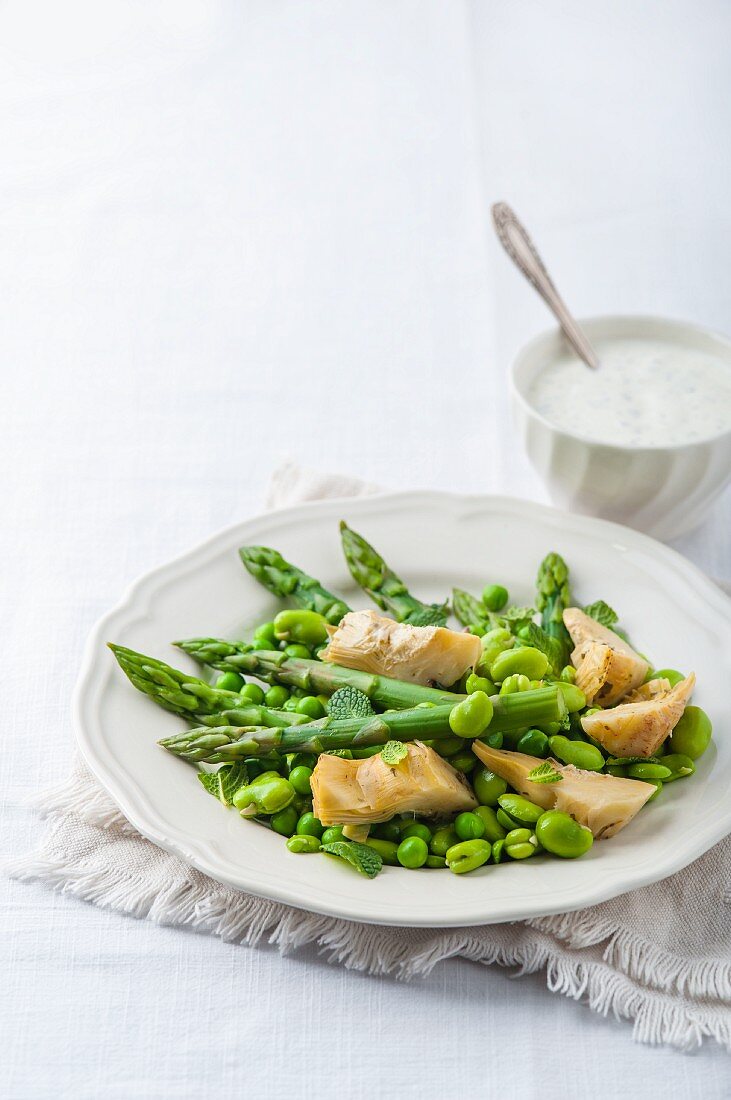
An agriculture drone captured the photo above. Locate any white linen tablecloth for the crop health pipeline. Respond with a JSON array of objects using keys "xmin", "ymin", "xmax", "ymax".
[{"xmin": 2, "ymin": 2, "xmax": 730, "ymax": 1096}]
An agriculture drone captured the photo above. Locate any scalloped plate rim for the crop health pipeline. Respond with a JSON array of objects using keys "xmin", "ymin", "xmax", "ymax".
[{"xmin": 73, "ymin": 491, "xmax": 731, "ymax": 927}]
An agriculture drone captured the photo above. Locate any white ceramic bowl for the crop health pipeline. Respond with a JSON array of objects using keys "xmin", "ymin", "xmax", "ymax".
[{"xmin": 511, "ymin": 316, "xmax": 731, "ymax": 540}]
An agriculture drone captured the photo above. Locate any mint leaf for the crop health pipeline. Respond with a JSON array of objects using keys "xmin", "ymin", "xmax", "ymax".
[
  {"xmin": 381, "ymin": 740, "xmax": 408, "ymax": 765},
  {"xmin": 527, "ymin": 762, "xmax": 563, "ymax": 784},
  {"xmin": 328, "ymin": 686, "xmax": 375, "ymax": 721},
  {"xmin": 321, "ymin": 840, "xmax": 383, "ymax": 878},
  {"xmin": 501, "ymin": 606, "xmax": 536, "ymax": 632},
  {"xmin": 406, "ymin": 605, "xmax": 449, "ymax": 627},
  {"xmin": 517, "ymin": 623, "xmax": 565, "ymax": 674},
  {"xmin": 198, "ymin": 761, "xmax": 248, "ymax": 806},
  {"xmin": 583, "ymin": 600, "xmax": 619, "ymax": 629}
]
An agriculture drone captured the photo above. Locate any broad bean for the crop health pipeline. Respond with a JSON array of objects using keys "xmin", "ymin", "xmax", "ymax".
[
  {"xmin": 549, "ymin": 735, "xmax": 604, "ymax": 771},
  {"xmin": 449, "ymin": 690, "xmax": 493, "ymax": 738},
  {"xmin": 535, "ymin": 811, "xmax": 593, "ymax": 858},
  {"xmin": 497, "ymin": 793, "xmax": 544, "ymax": 826},
  {"xmin": 273, "ymin": 609, "xmax": 329, "ymax": 646},
  {"xmin": 445, "ymin": 839, "xmax": 492, "ymax": 874},
  {"xmin": 472, "ymin": 768, "xmax": 508, "ymax": 806},
  {"xmin": 474, "ymin": 805, "xmax": 507, "ymax": 843},
  {"xmin": 670, "ymin": 706, "xmax": 712, "ymax": 760},
  {"xmin": 491, "ymin": 646, "xmax": 549, "ymax": 683}
]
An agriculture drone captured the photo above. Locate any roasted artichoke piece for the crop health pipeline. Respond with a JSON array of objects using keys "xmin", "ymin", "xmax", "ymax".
[
  {"xmin": 472, "ymin": 743, "xmax": 654, "ymax": 838},
  {"xmin": 581, "ymin": 673, "xmax": 695, "ymax": 758},
  {"xmin": 311, "ymin": 741, "xmax": 477, "ymax": 826},
  {"xmin": 564, "ymin": 607, "xmax": 649, "ymax": 706},
  {"xmin": 320, "ymin": 609, "xmax": 481, "ymax": 687}
]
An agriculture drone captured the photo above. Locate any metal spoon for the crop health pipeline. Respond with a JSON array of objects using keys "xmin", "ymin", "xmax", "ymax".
[{"xmin": 491, "ymin": 201, "xmax": 599, "ymax": 369}]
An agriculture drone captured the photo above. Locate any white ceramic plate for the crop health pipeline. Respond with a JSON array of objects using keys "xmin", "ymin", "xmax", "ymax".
[{"xmin": 75, "ymin": 493, "xmax": 731, "ymax": 927}]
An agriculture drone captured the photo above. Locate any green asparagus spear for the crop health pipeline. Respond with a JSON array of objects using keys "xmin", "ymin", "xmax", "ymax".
[
  {"xmin": 339, "ymin": 521, "xmax": 448, "ymax": 626},
  {"xmin": 239, "ymin": 546, "xmax": 350, "ymax": 624},
  {"xmin": 174, "ymin": 639, "xmax": 460, "ymax": 708},
  {"xmin": 452, "ymin": 588, "xmax": 491, "ymax": 633},
  {"xmin": 535, "ymin": 552, "xmax": 572, "ymax": 667},
  {"xmin": 109, "ymin": 645, "xmax": 308, "ymax": 726},
  {"xmin": 159, "ymin": 685, "xmax": 567, "ymax": 762}
]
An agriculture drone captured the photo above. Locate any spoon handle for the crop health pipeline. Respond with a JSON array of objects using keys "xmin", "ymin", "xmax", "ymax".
[{"xmin": 491, "ymin": 202, "xmax": 599, "ymax": 370}]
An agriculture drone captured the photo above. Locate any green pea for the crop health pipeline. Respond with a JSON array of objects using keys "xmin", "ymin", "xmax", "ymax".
[
  {"xmin": 233, "ymin": 776, "xmax": 295, "ymax": 815},
  {"xmin": 481, "ymin": 730, "xmax": 504, "ymax": 749},
  {"xmin": 482, "ymin": 584, "xmax": 509, "ymax": 611},
  {"xmin": 559, "ymin": 665, "xmax": 577, "ymax": 684},
  {"xmin": 505, "ymin": 841, "xmax": 537, "ymax": 860},
  {"xmin": 288, "ymin": 765, "xmax": 313, "ymax": 795},
  {"xmin": 252, "ymin": 621, "xmax": 278, "ymax": 649},
  {"xmin": 499, "ymin": 674, "xmax": 531, "ymax": 695},
  {"xmin": 215, "ymin": 671, "xmax": 245, "ymax": 692},
  {"xmin": 454, "ymin": 811, "xmax": 486, "ymax": 841},
  {"xmin": 320, "ymin": 826, "xmax": 344, "ymax": 845},
  {"xmin": 497, "ymin": 793, "xmax": 544, "ymax": 826},
  {"xmin": 549, "ymin": 735, "xmax": 604, "ymax": 772},
  {"xmin": 286, "ymin": 834, "xmax": 321, "ymax": 854},
  {"xmin": 492, "ymin": 838, "xmax": 506, "ymax": 863},
  {"xmin": 425, "ymin": 854, "xmax": 447, "ymax": 868},
  {"xmin": 535, "ymin": 811, "xmax": 593, "ymax": 858},
  {"xmin": 474, "ymin": 805, "xmax": 507, "ymax": 843},
  {"xmin": 273, "ymin": 609, "xmax": 329, "ymax": 647},
  {"xmin": 371, "ymin": 820, "xmax": 401, "ymax": 843},
  {"xmin": 446, "ymin": 839, "xmax": 492, "ymax": 874},
  {"xmin": 296, "ymin": 812, "xmax": 324, "ymax": 838},
  {"xmin": 282, "ymin": 697, "xmax": 300, "ymax": 712},
  {"xmin": 472, "ymin": 767, "xmax": 508, "ymax": 806},
  {"xmin": 316, "ymin": 694, "xmax": 330, "ymax": 709},
  {"xmin": 432, "ymin": 736, "xmax": 464, "ymax": 757},
  {"xmin": 660, "ymin": 753, "xmax": 695, "ymax": 782},
  {"xmin": 504, "ymin": 827, "xmax": 532, "ymax": 846},
  {"xmin": 626, "ymin": 762, "xmax": 672, "ymax": 780},
  {"xmin": 264, "ymin": 685, "xmax": 290, "ymax": 709},
  {"xmin": 670, "ymin": 706, "xmax": 712, "ymax": 760},
  {"xmin": 400, "ymin": 822, "xmax": 432, "ymax": 844},
  {"xmin": 448, "ymin": 752, "xmax": 476, "ymax": 774},
  {"xmin": 449, "ymin": 690, "xmax": 493, "ymax": 738},
  {"xmin": 652, "ymin": 668, "xmax": 685, "ymax": 687},
  {"xmin": 497, "ymin": 808, "xmax": 519, "ymax": 831},
  {"xmin": 365, "ymin": 838, "xmax": 399, "ymax": 866},
  {"xmin": 465, "ymin": 673, "xmax": 496, "ymax": 696},
  {"xmin": 516, "ymin": 728, "xmax": 549, "ymax": 757},
  {"xmin": 295, "ymin": 695, "xmax": 326, "ymax": 720},
  {"xmin": 397, "ymin": 837, "xmax": 429, "ymax": 869},
  {"xmin": 430, "ymin": 826, "xmax": 460, "ymax": 857},
  {"xmin": 491, "ymin": 646, "xmax": 550, "ymax": 683},
  {"xmin": 239, "ymin": 682, "xmax": 265, "ymax": 705},
  {"xmin": 556, "ymin": 682, "xmax": 587, "ymax": 713},
  {"xmin": 283, "ymin": 643, "xmax": 311, "ymax": 660},
  {"xmin": 269, "ymin": 805, "xmax": 299, "ymax": 836},
  {"xmin": 478, "ymin": 628, "xmax": 514, "ymax": 675}
]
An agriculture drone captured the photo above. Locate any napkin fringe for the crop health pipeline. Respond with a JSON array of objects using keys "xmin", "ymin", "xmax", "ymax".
[
  {"xmin": 9, "ymin": 843, "xmax": 730, "ymax": 1051},
  {"xmin": 536, "ymin": 910, "xmax": 731, "ymax": 1002}
]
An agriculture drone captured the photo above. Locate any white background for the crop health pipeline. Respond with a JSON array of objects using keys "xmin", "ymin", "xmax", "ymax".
[{"xmin": 2, "ymin": 2, "xmax": 730, "ymax": 1096}]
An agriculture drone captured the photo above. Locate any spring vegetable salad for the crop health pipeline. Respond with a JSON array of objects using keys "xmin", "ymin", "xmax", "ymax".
[{"xmin": 110, "ymin": 523, "xmax": 712, "ymax": 880}]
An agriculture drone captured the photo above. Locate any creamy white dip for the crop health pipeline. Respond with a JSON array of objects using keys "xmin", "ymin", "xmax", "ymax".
[{"xmin": 526, "ymin": 337, "xmax": 731, "ymax": 447}]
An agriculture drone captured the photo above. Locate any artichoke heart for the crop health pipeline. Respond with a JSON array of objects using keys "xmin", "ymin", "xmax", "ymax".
[
  {"xmin": 564, "ymin": 607, "xmax": 649, "ymax": 706},
  {"xmin": 472, "ymin": 743, "xmax": 654, "ymax": 838},
  {"xmin": 581, "ymin": 673, "xmax": 695, "ymax": 758},
  {"xmin": 320, "ymin": 609, "xmax": 481, "ymax": 686},
  {"xmin": 311, "ymin": 741, "xmax": 477, "ymax": 826}
]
